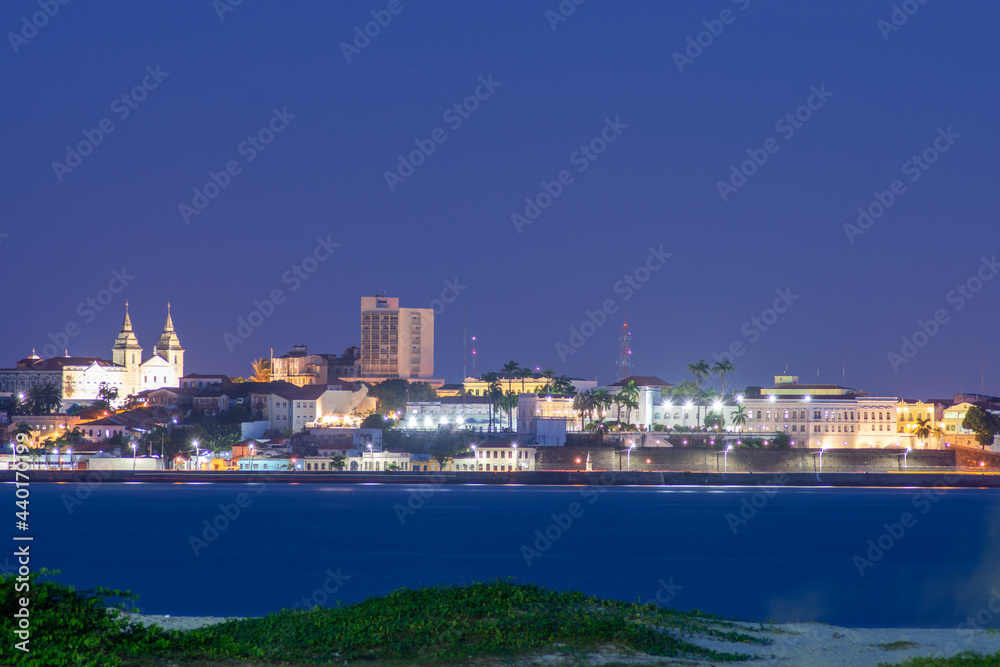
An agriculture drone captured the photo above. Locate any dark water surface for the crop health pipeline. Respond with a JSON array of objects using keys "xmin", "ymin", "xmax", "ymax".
[{"xmin": 28, "ymin": 482, "xmax": 1000, "ymax": 627}]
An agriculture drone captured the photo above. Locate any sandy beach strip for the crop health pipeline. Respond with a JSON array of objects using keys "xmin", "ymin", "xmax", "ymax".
[{"xmin": 116, "ymin": 612, "xmax": 1000, "ymax": 666}]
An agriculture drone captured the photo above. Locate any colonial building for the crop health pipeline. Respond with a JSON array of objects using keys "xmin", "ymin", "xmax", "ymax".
[
  {"xmin": 649, "ymin": 376, "xmax": 904, "ymax": 449},
  {"xmin": 404, "ymin": 396, "xmax": 498, "ymax": 431},
  {"xmin": 270, "ymin": 346, "xmax": 361, "ymax": 386},
  {"xmin": 0, "ymin": 303, "xmax": 184, "ymax": 407}
]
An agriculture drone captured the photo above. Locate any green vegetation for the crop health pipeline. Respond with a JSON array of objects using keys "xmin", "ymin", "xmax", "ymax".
[
  {"xmin": 962, "ymin": 406, "xmax": 1000, "ymax": 449},
  {"xmin": 367, "ymin": 379, "xmax": 437, "ymax": 415},
  {"xmin": 2, "ymin": 572, "xmax": 772, "ymax": 666}
]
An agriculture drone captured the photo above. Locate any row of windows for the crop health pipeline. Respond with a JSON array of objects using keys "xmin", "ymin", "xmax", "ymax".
[{"xmin": 477, "ymin": 450, "xmax": 527, "ymax": 459}]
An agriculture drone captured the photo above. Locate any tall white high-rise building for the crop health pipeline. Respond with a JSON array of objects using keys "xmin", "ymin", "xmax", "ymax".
[{"xmin": 360, "ymin": 296, "xmax": 434, "ymax": 380}]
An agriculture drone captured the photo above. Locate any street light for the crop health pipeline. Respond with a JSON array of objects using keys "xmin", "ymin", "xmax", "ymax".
[
  {"xmin": 904, "ymin": 446, "xmax": 912, "ymax": 469},
  {"xmin": 627, "ymin": 442, "xmax": 635, "ymax": 470},
  {"xmin": 249, "ymin": 442, "xmax": 255, "ymax": 471},
  {"xmin": 131, "ymin": 442, "xmax": 137, "ymax": 471},
  {"xmin": 66, "ymin": 448, "xmax": 72, "ymax": 471},
  {"xmin": 512, "ymin": 443, "xmax": 517, "ymax": 471},
  {"xmin": 470, "ymin": 444, "xmax": 477, "ymax": 471},
  {"xmin": 724, "ymin": 444, "xmax": 733, "ymax": 473},
  {"xmin": 192, "ymin": 439, "xmax": 200, "ymax": 471}
]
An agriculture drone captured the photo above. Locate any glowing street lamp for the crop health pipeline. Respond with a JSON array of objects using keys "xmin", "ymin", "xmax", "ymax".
[
  {"xmin": 512, "ymin": 443, "xmax": 518, "ymax": 471},
  {"xmin": 131, "ymin": 442, "xmax": 137, "ymax": 471},
  {"xmin": 192, "ymin": 439, "xmax": 200, "ymax": 471},
  {"xmin": 627, "ymin": 442, "xmax": 635, "ymax": 470},
  {"xmin": 904, "ymin": 446, "xmax": 912, "ymax": 469},
  {"xmin": 724, "ymin": 444, "xmax": 733, "ymax": 473},
  {"xmin": 66, "ymin": 448, "xmax": 72, "ymax": 471},
  {"xmin": 470, "ymin": 444, "xmax": 477, "ymax": 471}
]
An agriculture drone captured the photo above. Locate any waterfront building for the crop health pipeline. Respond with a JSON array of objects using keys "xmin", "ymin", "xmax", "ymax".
[{"xmin": 472, "ymin": 442, "xmax": 536, "ymax": 471}]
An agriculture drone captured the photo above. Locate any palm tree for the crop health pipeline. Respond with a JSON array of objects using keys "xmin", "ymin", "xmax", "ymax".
[
  {"xmin": 573, "ymin": 392, "xmax": 592, "ymax": 428},
  {"xmin": 615, "ymin": 380, "xmax": 640, "ymax": 424},
  {"xmin": 516, "ymin": 367, "xmax": 534, "ymax": 393},
  {"xmin": 250, "ymin": 358, "xmax": 271, "ymax": 383},
  {"xmin": 27, "ymin": 382, "xmax": 62, "ymax": 415},
  {"xmin": 499, "ymin": 391, "xmax": 518, "ymax": 430},
  {"xmin": 712, "ymin": 360, "xmax": 735, "ymax": 396},
  {"xmin": 688, "ymin": 360, "xmax": 710, "ymax": 390},
  {"xmin": 912, "ymin": 416, "xmax": 943, "ymax": 449},
  {"xmin": 480, "ymin": 372, "xmax": 502, "ymax": 433},
  {"xmin": 500, "ymin": 360, "xmax": 521, "ymax": 393},
  {"xmin": 592, "ymin": 389, "xmax": 612, "ymax": 423},
  {"xmin": 551, "ymin": 375, "xmax": 576, "ymax": 395},
  {"xmin": 732, "ymin": 404, "xmax": 749, "ymax": 432}
]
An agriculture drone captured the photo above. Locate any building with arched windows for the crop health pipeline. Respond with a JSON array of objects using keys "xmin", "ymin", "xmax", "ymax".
[{"xmin": 0, "ymin": 304, "xmax": 184, "ymax": 408}]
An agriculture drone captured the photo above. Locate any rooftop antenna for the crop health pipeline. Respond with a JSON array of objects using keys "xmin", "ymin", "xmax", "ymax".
[
  {"xmin": 616, "ymin": 319, "xmax": 633, "ymax": 381},
  {"xmin": 471, "ymin": 335, "xmax": 477, "ymax": 377}
]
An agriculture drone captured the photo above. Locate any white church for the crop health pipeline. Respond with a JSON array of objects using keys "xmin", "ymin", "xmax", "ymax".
[{"xmin": 0, "ymin": 303, "xmax": 185, "ymax": 407}]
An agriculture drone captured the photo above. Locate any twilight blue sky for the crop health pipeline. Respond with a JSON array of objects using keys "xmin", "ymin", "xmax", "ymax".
[{"xmin": 2, "ymin": 0, "xmax": 998, "ymax": 398}]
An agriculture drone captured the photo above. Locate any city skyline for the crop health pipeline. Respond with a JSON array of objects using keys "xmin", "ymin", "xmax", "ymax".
[{"xmin": 2, "ymin": 1, "xmax": 998, "ymax": 400}]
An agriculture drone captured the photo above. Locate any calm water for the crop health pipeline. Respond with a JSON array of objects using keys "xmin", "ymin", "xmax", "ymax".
[{"xmin": 26, "ymin": 482, "xmax": 1000, "ymax": 627}]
